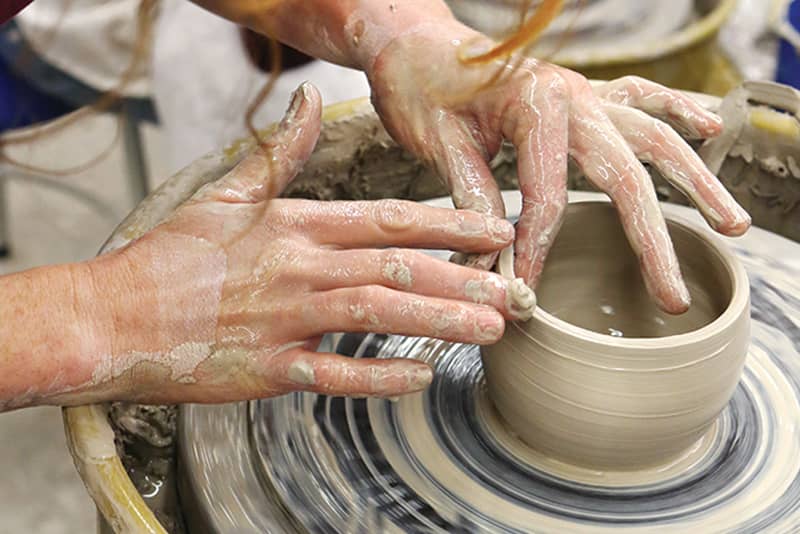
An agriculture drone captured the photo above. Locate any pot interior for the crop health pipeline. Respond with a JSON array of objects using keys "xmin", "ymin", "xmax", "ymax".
[{"xmin": 536, "ymin": 202, "xmax": 733, "ymax": 338}]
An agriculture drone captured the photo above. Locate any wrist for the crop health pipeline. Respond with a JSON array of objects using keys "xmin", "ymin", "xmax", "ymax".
[
  {"xmin": 81, "ymin": 250, "xmax": 136, "ymax": 353},
  {"xmin": 72, "ymin": 252, "xmax": 136, "ymax": 397},
  {"xmin": 0, "ymin": 259, "xmax": 125, "ymax": 409}
]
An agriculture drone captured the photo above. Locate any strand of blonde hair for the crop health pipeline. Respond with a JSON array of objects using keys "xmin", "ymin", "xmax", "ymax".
[{"xmin": 0, "ymin": 0, "xmax": 157, "ymax": 176}]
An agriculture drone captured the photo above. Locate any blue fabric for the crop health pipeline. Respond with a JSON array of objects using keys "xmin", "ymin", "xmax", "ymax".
[
  {"xmin": 0, "ymin": 21, "xmax": 157, "ymax": 131},
  {"xmin": 0, "ymin": 48, "xmax": 74, "ymax": 132},
  {"xmin": 776, "ymin": 0, "xmax": 800, "ymax": 89}
]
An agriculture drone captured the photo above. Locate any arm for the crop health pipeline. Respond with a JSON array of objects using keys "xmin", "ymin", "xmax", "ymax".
[
  {"xmin": 189, "ymin": 0, "xmax": 451, "ymax": 70},
  {"xmin": 0, "ymin": 259, "xmax": 119, "ymax": 409}
]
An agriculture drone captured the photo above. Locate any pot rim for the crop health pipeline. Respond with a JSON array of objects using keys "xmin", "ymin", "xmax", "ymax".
[{"xmin": 507, "ymin": 201, "xmax": 749, "ymax": 350}]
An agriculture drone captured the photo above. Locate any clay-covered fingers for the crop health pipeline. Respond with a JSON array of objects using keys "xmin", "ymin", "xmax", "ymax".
[
  {"xmin": 505, "ymin": 78, "xmax": 570, "ymax": 287},
  {"xmin": 603, "ymin": 103, "xmax": 750, "ymax": 236},
  {"xmin": 569, "ymin": 97, "xmax": 690, "ymax": 314},
  {"xmin": 429, "ymin": 117, "xmax": 507, "ymax": 271},
  {"xmin": 292, "ymin": 198, "xmax": 514, "ymax": 252},
  {"xmin": 271, "ymin": 349, "xmax": 433, "ymax": 397},
  {"xmin": 594, "ymin": 76, "xmax": 723, "ymax": 139},
  {"xmin": 311, "ymin": 248, "xmax": 536, "ymax": 320},
  {"xmin": 298, "ymin": 286, "xmax": 506, "ymax": 344},
  {"xmin": 194, "ymin": 82, "xmax": 322, "ymax": 204}
]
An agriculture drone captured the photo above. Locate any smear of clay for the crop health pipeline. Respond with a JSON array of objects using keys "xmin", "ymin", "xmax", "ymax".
[
  {"xmin": 382, "ymin": 252, "xmax": 413, "ymax": 288},
  {"xmin": 349, "ymin": 304, "xmax": 367, "ymax": 321},
  {"xmin": 92, "ymin": 342, "xmax": 212, "ymax": 386},
  {"xmin": 495, "ymin": 247, "xmax": 537, "ymax": 320},
  {"xmin": 464, "ymin": 278, "xmax": 493, "ymax": 304},
  {"xmin": 506, "ymin": 279, "xmax": 536, "ymax": 321},
  {"xmin": 288, "ymin": 360, "xmax": 316, "ymax": 385}
]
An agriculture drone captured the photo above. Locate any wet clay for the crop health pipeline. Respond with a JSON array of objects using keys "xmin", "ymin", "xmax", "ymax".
[
  {"xmin": 482, "ymin": 201, "xmax": 751, "ymax": 470},
  {"xmin": 109, "ymin": 403, "xmax": 184, "ymax": 532},
  {"xmin": 672, "ymin": 81, "xmax": 800, "ymax": 241},
  {"xmin": 70, "ymin": 94, "xmax": 773, "ymax": 531}
]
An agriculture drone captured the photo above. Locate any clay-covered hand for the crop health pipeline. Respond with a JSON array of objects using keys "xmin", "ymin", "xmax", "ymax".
[
  {"xmin": 367, "ymin": 22, "xmax": 751, "ymax": 314},
  {"xmin": 94, "ymin": 83, "xmax": 534, "ymax": 404}
]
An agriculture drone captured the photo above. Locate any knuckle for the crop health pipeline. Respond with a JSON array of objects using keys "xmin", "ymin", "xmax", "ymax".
[
  {"xmin": 355, "ymin": 285, "xmax": 387, "ymax": 306},
  {"xmin": 372, "ymin": 199, "xmax": 419, "ymax": 232},
  {"xmin": 516, "ymin": 72, "xmax": 569, "ymax": 128},
  {"xmin": 271, "ymin": 200, "xmax": 308, "ymax": 228},
  {"xmin": 613, "ymin": 75, "xmax": 652, "ymax": 99},
  {"xmin": 255, "ymin": 237, "xmax": 299, "ymax": 270},
  {"xmin": 628, "ymin": 112, "xmax": 673, "ymax": 148},
  {"xmin": 522, "ymin": 184, "xmax": 568, "ymax": 209},
  {"xmin": 545, "ymin": 72, "xmax": 569, "ymax": 100},
  {"xmin": 650, "ymin": 120, "xmax": 673, "ymax": 146},
  {"xmin": 555, "ymin": 68, "xmax": 586, "ymax": 90},
  {"xmin": 519, "ymin": 197, "xmax": 566, "ymax": 246},
  {"xmin": 346, "ymin": 286, "xmax": 387, "ymax": 327},
  {"xmin": 380, "ymin": 249, "xmax": 415, "ymax": 289},
  {"xmin": 617, "ymin": 75, "xmax": 644, "ymax": 87},
  {"xmin": 546, "ymin": 192, "xmax": 568, "ymax": 214}
]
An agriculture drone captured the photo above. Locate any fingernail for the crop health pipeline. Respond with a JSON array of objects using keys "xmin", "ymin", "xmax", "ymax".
[
  {"xmin": 406, "ymin": 366, "xmax": 433, "ymax": 391},
  {"xmin": 284, "ymin": 82, "xmax": 310, "ymax": 123},
  {"xmin": 662, "ymin": 274, "xmax": 691, "ymax": 314},
  {"xmin": 476, "ymin": 311, "xmax": 504, "ymax": 343},
  {"xmin": 739, "ymin": 209, "xmax": 752, "ymax": 227},
  {"xmin": 458, "ymin": 214, "xmax": 486, "ymax": 235},
  {"xmin": 702, "ymin": 113, "xmax": 724, "ymax": 137},
  {"xmin": 721, "ymin": 211, "xmax": 751, "ymax": 236},
  {"xmin": 709, "ymin": 202, "xmax": 750, "ymax": 236},
  {"xmin": 488, "ymin": 217, "xmax": 515, "ymax": 243},
  {"xmin": 287, "ymin": 360, "xmax": 316, "ymax": 385},
  {"xmin": 465, "ymin": 277, "xmax": 498, "ymax": 305},
  {"xmin": 731, "ymin": 206, "xmax": 752, "ymax": 234},
  {"xmin": 676, "ymin": 281, "xmax": 691, "ymax": 311}
]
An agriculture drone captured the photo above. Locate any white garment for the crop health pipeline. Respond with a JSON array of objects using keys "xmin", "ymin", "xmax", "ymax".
[
  {"xmin": 151, "ymin": 0, "xmax": 371, "ymax": 175},
  {"xmin": 15, "ymin": 0, "xmax": 149, "ymax": 97},
  {"xmin": 718, "ymin": 0, "xmax": 778, "ymax": 82}
]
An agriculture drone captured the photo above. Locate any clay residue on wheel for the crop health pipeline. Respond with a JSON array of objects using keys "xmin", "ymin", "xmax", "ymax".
[{"xmin": 109, "ymin": 403, "xmax": 184, "ymax": 533}]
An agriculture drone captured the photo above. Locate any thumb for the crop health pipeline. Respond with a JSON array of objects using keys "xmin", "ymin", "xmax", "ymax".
[{"xmin": 197, "ymin": 82, "xmax": 322, "ymax": 203}]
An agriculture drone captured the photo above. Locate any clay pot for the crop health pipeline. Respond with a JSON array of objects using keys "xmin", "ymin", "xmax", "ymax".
[{"xmin": 481, "ymin": 201, "xmax": 750, "ymax": 470}]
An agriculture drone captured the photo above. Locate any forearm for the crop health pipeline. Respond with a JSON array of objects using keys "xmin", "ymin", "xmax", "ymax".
[
  {"xmin": 190, "ymin": 0, "xmax": 454, "ymax": 70},
  {"xmin": 0, "ymin": 259, "xmax": 120, "ymax": 410}
]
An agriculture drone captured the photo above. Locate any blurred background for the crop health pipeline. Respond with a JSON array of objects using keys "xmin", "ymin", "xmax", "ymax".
[{"xmin": 0, "ymin": 0, "xmax": 797, "ymax": 531}]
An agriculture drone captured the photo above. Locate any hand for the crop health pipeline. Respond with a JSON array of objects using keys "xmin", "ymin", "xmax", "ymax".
[
  {"xmin": 367, "ymin": 21, "xmax": 751, "ymax": 314},
  {"xmin": 95, "ymin": 83, "xmax": 535, "ymax": 404}
]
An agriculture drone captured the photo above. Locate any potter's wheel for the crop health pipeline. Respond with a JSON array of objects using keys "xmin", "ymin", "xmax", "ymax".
[{"xmin": 178, "ymin": 192, "xmax": 800, "ymax": 533}]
